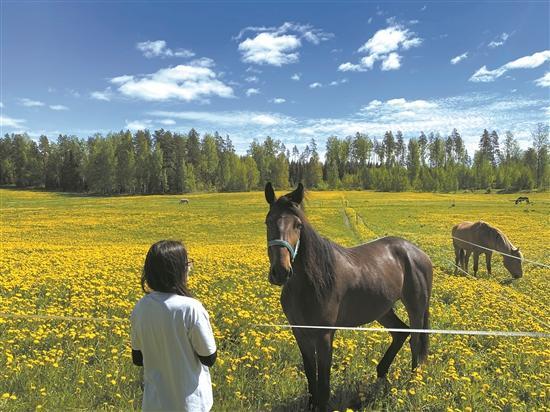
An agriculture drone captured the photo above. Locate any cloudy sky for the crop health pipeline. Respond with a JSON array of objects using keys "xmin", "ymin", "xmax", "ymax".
[{"xmin": 1, "ymin": 1, "xmax": 549, "ymax": 155}]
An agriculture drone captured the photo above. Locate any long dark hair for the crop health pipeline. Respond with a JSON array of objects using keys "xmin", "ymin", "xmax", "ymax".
[
  {"xmin": 141, "ymin": 240, "xmax": 192, "ymax": 297},
  {"xmin": 277, "ymin": 195, "xmax": 338, "ymax": 298}
]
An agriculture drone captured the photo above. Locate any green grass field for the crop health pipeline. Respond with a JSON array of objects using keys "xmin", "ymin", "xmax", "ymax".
[{"xmin": 1, "ymin": 188, "xmax": 549, "ymax": 411}]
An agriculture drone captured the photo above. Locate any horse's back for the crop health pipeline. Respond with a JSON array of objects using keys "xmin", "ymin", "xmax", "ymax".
[
  {"xmin": 337, "ymin": 236, "xmax": 432, "ymax": 325},
  {"xmin": 350, "ymin": 236, "xmax": 432, "ymax": 285},
  {"xmin": 452, "ymin": 220, "xmax": 491, "ymax": 251}
]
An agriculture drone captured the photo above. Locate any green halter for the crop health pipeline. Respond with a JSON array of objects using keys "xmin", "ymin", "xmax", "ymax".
[{"xmin": 268, "ymin": 239, "xmax": 301, "ymax": 263}]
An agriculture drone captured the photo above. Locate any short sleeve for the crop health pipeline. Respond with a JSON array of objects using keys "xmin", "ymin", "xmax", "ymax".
[
  {"xmin": 189, "ymin": 304, "xmax": 216, "ymax": 357},
  {"xmin": 130, "ymin": 307, "xmax": 142, "ymax": 351}
]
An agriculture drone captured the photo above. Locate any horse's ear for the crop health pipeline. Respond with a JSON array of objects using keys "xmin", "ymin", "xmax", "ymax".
[
  {"xmin": 287, "ymin": 183, "xmax": 304, "ymax": 205},
  {"xmin": 265, "ymin": 182, "xmax": 276, "ymax": 205}
]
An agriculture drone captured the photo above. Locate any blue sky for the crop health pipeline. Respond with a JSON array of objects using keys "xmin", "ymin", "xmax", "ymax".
[{"xmin": 1, "ymin": 1, "xmax": 549, "ymax": 155}]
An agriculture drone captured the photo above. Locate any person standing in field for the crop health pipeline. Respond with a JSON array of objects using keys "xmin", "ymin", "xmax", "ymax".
[{"xmin": 131, "ymin": 240, "xmax": 217, "ymax": 412}]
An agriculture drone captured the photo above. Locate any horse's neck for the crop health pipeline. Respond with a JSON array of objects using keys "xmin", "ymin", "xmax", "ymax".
[
  {"xmin": 493, "ymin": 230, "xmax": 512, "ymax": 253},
  {"xmin": 294, "ymin": 223, "xmax": 335, "ymax": 296}
]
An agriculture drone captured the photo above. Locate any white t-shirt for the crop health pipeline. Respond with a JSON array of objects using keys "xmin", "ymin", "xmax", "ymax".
[{"xmin": 131, "ymin": 292, "xmax": 217, "ymax": 412}]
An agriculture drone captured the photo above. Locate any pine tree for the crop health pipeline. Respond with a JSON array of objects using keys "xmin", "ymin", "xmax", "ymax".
[
  {"xmin": 382, "ymin": 131, "xmax": 395, "ymax": 167},
  {"xmin": 532, "ymin": 123, "xmax": 549, "ymax": 190},
  {"xmin": 490, "ymin": 130, "xmax": 501, "ymax": 166},
  {"xmin": 395, "ymin": 131, "xmax": 405, "ymax": 166}
]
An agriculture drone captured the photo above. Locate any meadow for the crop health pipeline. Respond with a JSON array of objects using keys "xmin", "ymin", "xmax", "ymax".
[{"xmin": 0, "ymin": 188, "xmax": 549, "ymax": 411}]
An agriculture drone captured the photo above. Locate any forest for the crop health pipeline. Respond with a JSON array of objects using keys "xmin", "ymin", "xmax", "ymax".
[{"xmin": 1, "ymin": 123, "xmax": 548, "ymax": 194}]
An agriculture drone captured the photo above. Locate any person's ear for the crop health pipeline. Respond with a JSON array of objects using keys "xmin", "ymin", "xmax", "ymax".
[
  {"xmin": 265, "ymin": 182, "xmax": 276, "ymax": 205},
  {"xmin": 286, "ymin": 183, "xmax": 304, "ymax": 204}
]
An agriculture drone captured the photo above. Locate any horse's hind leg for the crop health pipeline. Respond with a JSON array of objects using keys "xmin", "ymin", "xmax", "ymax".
[
  {"xmin": 453, "ymin": 245, "xmax": 461, "ymax": 274},
  {"xmin": 406, "ymin": 306, "xmax": 429, "ymax": 370},
  {"xmin": 376, "ymin": 309, "xmax": 409, "ymax": 378}
]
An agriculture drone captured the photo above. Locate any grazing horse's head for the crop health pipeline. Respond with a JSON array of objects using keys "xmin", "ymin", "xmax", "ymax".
[
  {"xmin": 264, "ymin": 182, "xmax": 305, "ymax": 286},
  {"xmin": 503, "ymin": 247, "xmax": 523, "ymax": 278}
]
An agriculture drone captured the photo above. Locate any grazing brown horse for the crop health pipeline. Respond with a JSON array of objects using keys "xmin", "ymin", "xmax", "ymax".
[
  {"xmin": 452, "ymin": 221, "xmax": 523, "ymax": 278},
  {"xmin": 264, "ymin": 183, "xmax": 433, "ymax": 410}
]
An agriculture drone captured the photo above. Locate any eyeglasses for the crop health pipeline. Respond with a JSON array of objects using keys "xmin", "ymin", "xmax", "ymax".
[{"xmin": 186, "ymin": 259, "xmax": 195, "ymax": 272}]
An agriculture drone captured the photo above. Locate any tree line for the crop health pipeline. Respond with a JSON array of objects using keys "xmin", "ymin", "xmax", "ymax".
[{"xmin": 1, "ymin": 123, "xmax": 548, "ymax": 194}]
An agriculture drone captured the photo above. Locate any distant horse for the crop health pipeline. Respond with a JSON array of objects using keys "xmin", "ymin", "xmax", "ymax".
[
  {"xmin": 452, "ymin": 221, "xmax": 523, "ymax": 278},
  {"xmin": 264, "ymin": 183, "xmax": 433, "ymax": 410},
  {"xmin": 179, "ymin": 198, "xmax": 189, "ymax": 205},
  {"xmin": 515, "ymin": 196, "xmax": 530, "ymax": 205}
]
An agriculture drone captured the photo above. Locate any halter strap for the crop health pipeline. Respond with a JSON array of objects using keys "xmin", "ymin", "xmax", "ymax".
[{"xmin": 268, "ymin": 239, "xmax": 300, "ymax": 263}]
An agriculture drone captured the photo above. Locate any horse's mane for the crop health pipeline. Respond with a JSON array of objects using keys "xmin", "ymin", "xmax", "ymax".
[
  {"xmin": 479, "ymin": 221, "xmax": 516, "ymax": 252},
  {"xmin": 275, "ymin": 196, "xmax": 341, "ymax": 298}
]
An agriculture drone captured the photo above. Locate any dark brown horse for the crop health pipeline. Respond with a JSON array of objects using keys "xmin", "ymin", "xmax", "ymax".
[{"xmin": 264, "ymin": 183, "xmax": 433, "ymax": 410}]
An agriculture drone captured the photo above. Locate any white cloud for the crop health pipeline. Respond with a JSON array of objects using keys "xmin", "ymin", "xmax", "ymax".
[
  {"xmin": 381, "ymin": 52, "xmax": 401, "ymax": 70},
  {"xmin": 470, "ymin": 50, "xmax": 550, "ymax": 82},
  {"xmin": 245, "ymin": 88, "xmax": 260, "ymax": 97},
  {"xmin": 245, "ymin": 75, "xmax": 259, "ymax": 83},
  {"xmin": 91, "ymin": 88, "xmax": 113, "ymax": 101},
  {"xmin": 361, "ymin": 98, "xmax": 437, "ymax": 117},
  {"xmin": 112, "ymin": 63, "xmax": 234, "ymax": 102},
  {"xmin": 125, "ymin": 119, "xmax": 153, "ymax": 131},
  {"xmin": 271, "ymin": 97, "xmax": 286, "ymax": 104},
  {"xmin": 237, "ymin": 22, "xmax": 332, "ymax": 66},
  {"xmin": 329, "ymin": 78, "xmax": 348, "ymax": 86},
  {"xmin": 291, "ymin": 73, "xmax": 301, "ymax": 81},
  {"xmin": 338, "ymin": 62, "xmax": 366, "ymax": 72},
  {"xmin": 488, "ymin": 32, "xmax": 510, "ymax": 48},
  {"xmin": 239, "ymin": 33, "xmax": 301, "ymax": 66},
  {"xmin": 0, "ymin": 102, "xmax": 3, "ymax": 108},
  {"xmin": 19, "ymin": 98, "xmax": 45, "ymax": 107},
  {"xmin": 339, "ymin": 23, "xmax": 421, "ymax": 72},
  {"xmin": 535, "ymin": 72, "xmax": 550, "ymax": 88},
  {"xmin": 358, "ymin": 25, "xmax": 421, "ymax": 55},
  {"xmin": 111, "ymin": 75, "xmax": 134, "ymax": 85},
  {"xmin": 309, "ymin": 82, "xmax": 322, "ymax": 89},
  {"xmin": 190, "ymin": 57, "xmax": 215, "ymax": 68},
  {"xmin": 136, "ymin": 40, "xmax": 194, "ymax": 58},
  {"xmin": 149, "ymin": 110, "xmax": 294, "ymax": 127},
  {"xmin": 450, "ymin": 52, "xmax": 468, "ymax": 65},
  {"xmin": 49, "ymin": 105, "xmax": 69, "ymax": 111},
  {"xmin": 0, "ymin": 115, "xmax": 25, "ymax": 128},
  {"xmin": 158, "ymin": 119, "xmax": 176, "ymax": 126}
]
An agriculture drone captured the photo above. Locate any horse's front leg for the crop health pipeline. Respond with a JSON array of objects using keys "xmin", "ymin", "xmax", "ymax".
[
  {"xmin": 473, "ymin": 252, "xmax": 480, "ymax": 276},
  {"xmin": 485, "ymin": 252, "xmax": 492, "ymax": 275},
  {"xmin": 315, "ymin": 330, "xmax": 335, "ymax": 411},
  {"xmin": 292, "ymin": 329, "xmax": 317, "ymax": 409},
  {"xmin": 464, "ymin": 251, "xmax": 471, "ymax": 273}
]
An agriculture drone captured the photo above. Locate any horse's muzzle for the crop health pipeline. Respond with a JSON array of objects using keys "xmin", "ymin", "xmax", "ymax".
[{"xmin": 269, "ymin": 266, "xmax": 293, "ymax": 286}]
